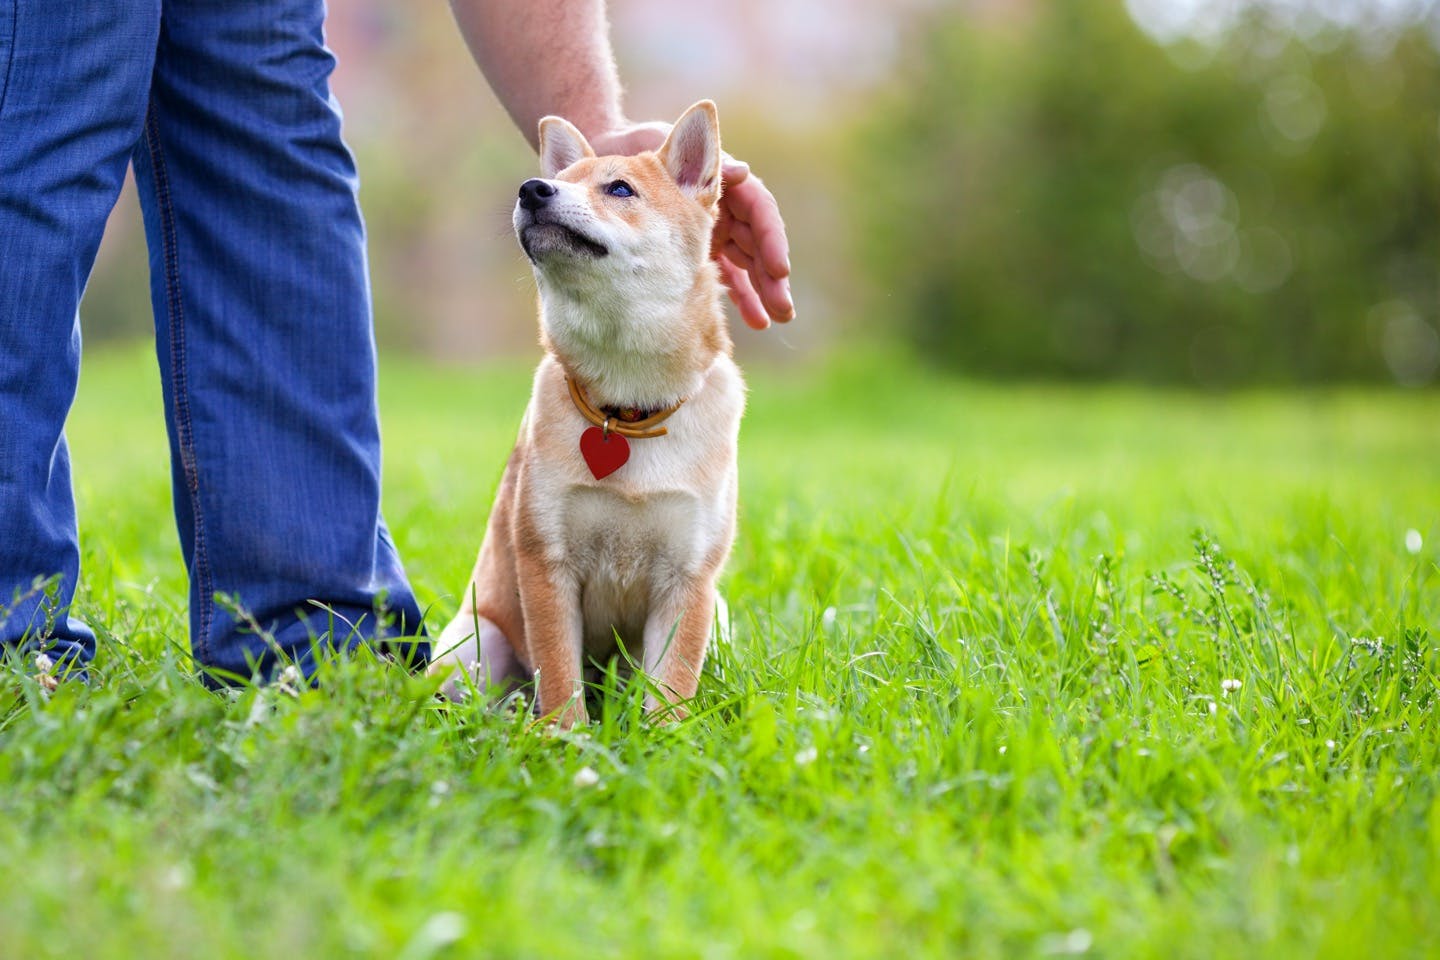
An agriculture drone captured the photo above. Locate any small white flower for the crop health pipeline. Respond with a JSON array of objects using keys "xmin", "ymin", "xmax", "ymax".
[
  {"xmin": 410, "ymin": 913, "xmax": 466, "ymax": 951},
  {"xmin": 1405, "ymin": 529, "xmax": 1423, "ymax": 555},
  {"xmin": 160, "ymin": 863, "xmax": 191, "ymax": 891},
  {"xmin": 277, "ymin": 664, "xmax": 303, "ymax": 696},
  {"xmin": 572, "ymin": 766, "xmax": 601, "ymax": 788},
  {"xmin": 794, "ymin": 746, "xmax": 818, "ymax": 766},
  {"xmin": 245, "ymin": 693, "xmax": 271, "ymax": 728},
  {"xmin": 1207, "ymin": 701, "xmax": 1218, "ymax": 715},
  {"xmin": 1325, "ymin": 740, "xmax": 1337, "ymax": 751},
  {"xmin": 998, "ymin": 745, "xmax": 1008, "ymax": 755},
  {"xmin": 1040, "ymin": 928, "xmax": 1093, "ymax": 955},
  {"xmin": 1221, "ymin": 678, "xmax": 1243, "ymax": 694},
  {"xmin": 34, "ymin": 653, "xmax": 54, "ymax": 673}
]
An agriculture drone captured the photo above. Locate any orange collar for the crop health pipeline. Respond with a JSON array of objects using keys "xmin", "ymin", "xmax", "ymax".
[{"xmin": 565, "ymin": 377, "xmax": 685, "ymax": 439}]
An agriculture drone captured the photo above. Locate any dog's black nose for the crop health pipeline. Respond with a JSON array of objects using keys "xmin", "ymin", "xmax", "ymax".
[{"xmin": 518, "ymin": 178, "xmax": 557, "ymax": 211}]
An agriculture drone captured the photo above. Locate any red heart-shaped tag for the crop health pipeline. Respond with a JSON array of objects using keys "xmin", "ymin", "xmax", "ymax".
[{"xmin": 579, "ymin": 427, "xmax": 630, "ymax": 479}]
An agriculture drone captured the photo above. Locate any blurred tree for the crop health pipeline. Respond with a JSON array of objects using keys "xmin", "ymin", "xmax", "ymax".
[{"xmin": 851, "ymin": 2, "xmax": 1440, "ymax": 385}]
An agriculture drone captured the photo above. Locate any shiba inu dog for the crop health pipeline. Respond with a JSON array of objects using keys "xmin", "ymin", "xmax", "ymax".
[{"xmin": 427, "ymin": 100, "xmax": 743, "ymax": 727}]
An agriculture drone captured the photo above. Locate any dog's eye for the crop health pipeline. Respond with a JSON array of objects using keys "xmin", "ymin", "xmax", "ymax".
[{"xmin": 604, "ymin": 180, "xmax": 635, "ymax": 198}]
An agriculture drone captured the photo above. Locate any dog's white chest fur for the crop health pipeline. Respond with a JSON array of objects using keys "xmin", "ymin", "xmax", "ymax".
[
  {"xmin": 562, "ymin": 487, "xmax": 704, "ymax": 651},
  {"xmin": 522, "ymin": 355, "xmax": 743, "ymax": 654}
]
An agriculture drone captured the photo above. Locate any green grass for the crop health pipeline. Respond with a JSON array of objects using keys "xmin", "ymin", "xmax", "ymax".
[{"xmin": 3, "ymin": 343, "xmax": 1438, "ymax": 959}]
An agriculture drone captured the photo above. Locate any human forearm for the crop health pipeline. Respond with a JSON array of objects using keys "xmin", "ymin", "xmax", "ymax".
[{"xmin": 449, "ymin": 0, "xmax": 625, "ymax": 147}]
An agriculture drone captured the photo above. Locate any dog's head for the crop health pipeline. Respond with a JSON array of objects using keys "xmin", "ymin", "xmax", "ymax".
[{"xmin": 513, "ymin": 100, "xmax": 722, "ymax": 308}]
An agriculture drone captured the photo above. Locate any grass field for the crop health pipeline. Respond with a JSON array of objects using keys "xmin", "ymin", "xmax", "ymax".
[{"xmin": 2, "ymin": 344, "xmax": 1437, "ymax": 959}]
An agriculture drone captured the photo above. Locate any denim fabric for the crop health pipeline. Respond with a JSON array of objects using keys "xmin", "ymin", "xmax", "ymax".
[{"xmin": 0, "ymin": 0, "xmax": 426, "ymax": 681}]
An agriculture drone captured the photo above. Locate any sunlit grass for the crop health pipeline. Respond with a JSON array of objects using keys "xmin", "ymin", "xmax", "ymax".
[{"xmin": 2, "ymin": 343, "xmax": 1437, "ymax": 958}]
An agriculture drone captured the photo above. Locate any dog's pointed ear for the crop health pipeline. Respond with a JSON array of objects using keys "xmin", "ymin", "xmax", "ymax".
[
  {"xmin": 658, "ymin": 100, "xmax": 721, "ymax": 207},
  {"xmin": 538, "ymin": 116, "xmax": 595, "ymax": 178}
]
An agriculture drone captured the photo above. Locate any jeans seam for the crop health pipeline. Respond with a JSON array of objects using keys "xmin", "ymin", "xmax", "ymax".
[
  {"xmin": 0, "ymin": 0, "xmax": 17, "ymax": 117},
  {"xmin": 142, "ymin": 100, "xmax": 214, "ymax": 663}
]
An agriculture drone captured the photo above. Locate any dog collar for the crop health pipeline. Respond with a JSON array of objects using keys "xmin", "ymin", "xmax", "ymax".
[
  {"xmin": 565, "ymin": 377, "xmax": 684, "ymax": 439},
  {"xmin": 566, "ymin": 377, "xmax": 685, "ymax": 480}
]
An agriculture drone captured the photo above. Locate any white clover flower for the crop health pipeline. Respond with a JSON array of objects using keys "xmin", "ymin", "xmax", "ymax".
[
  {"xmin": 1221, "ymin": 678, "xmax": 1243, "ymax": 694},
  {"xmin": 572, "ymin": 766, "xmax": 600, "ymax": 788},
  {"xmin": 1405, "ymin": 529, "xmax": 1423, "ymax": 555}
]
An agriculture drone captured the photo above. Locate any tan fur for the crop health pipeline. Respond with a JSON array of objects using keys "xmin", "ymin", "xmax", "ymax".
[{"xmin": 429, "ymin": 101, "xmax": 743, "ymax": 726}]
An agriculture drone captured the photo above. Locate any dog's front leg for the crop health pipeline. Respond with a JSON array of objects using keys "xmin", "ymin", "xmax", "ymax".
[
  {"xmin": 517, "ymin": 555, "xmax": 585, "ymax": 728},
  {"xmin": 643, "ymin": 578, "xmax": 719, "ymax": 719}
]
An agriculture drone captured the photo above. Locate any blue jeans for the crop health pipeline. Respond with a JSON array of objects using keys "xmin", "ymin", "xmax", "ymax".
[{"xmin": 0, "ymin": 1, "xmax": 426, "ymax": 681}]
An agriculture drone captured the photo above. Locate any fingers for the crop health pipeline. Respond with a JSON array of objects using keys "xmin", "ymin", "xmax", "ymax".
[
  {"xmin": 723, "ymin": 240, "xmax": 753, "ymax": 271},
  {"xmin": 716, "ymin": 235, "xmax": 793, "ymax": 327},
  {"xmin": 728, "ymin": 219, "xmax": 759, "ymax": 261},
  {"xmin": 716, "ymin": 252, "xmax": 794, "ymax": 325},
  {"xmin": 717, "ymin": 257, "xmax": 771, "ymax": 330},
  {"xmin": 722, "ymin": 177, "xmax": 790, "ymax": 280},
  {"xmin": 715, "ymin": 173, "xmax": 795, "ymax": 324},
  {"xmin": 719, "ymin": 228, "xmax": 790, "ymax": 311},
  {"xmin": 751, "ymin": 264, "xmax": 794, "ymax": 323}
]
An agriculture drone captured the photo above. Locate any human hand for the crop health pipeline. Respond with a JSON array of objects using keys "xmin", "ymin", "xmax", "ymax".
[{"xmin": 591, "ymin": 122, "xmax": 795, "ymax": 329}]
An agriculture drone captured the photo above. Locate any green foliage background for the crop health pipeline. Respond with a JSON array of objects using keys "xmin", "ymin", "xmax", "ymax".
[{"xmin": 851, "ymin": 5, "xmax": 1439, "ymax": 385}]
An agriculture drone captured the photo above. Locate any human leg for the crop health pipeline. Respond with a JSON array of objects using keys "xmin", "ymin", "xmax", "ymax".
[
  {"xmin": 0, "ymin": 2, "xmax": 161, "ymax": 670},
  {"xmin": 129, "ymin": 0, "xmax": 424, "ymax": 682}
]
